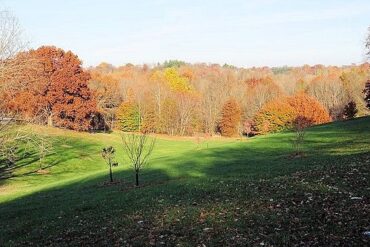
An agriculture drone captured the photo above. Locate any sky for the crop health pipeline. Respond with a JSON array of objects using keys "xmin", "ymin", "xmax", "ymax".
[{"xmin": 1, "ymin": 0, "xmax": 370, "ymax": 67}]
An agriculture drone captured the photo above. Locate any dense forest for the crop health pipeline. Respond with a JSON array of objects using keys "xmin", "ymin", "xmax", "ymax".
[{"xmin": 1, "ymin": 45, "xmax": 369, "ymax": 136}]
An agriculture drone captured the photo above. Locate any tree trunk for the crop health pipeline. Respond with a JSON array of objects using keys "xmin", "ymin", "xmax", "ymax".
[
  {"xmin": 109, "ymin": 165, "xmax": 113, "ymax": 182},
  {"xmin": 135, "ymin": 172, "xmax": 139, "ymax": 186},
  {"xmin": 47, "ymin": 114, "xmax": 53, "ymax": 127}
]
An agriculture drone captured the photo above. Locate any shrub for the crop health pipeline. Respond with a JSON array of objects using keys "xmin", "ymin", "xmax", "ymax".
[
  {"xmin": 342, "ymin": 101, "xmax": 358, "ymax": 119},
  {"xmin": 90, "ymin": 112, "xmax": 109, "ymax": 131},
  {"xmin": 242, "ymin": 119, "xmax": 257, "ymax": 137}
]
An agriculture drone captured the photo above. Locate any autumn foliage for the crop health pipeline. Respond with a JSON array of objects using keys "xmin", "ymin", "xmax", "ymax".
[
  {"xmin": 116, "ymin": 101, "xmax": 140, "ymax": 132},
  {"xmin": 1, "ymin": 44, "xmax": 368, "ymax": 134},
  {"xmin": 1, "ymin": 46, "xmax": 97, "ymax": 131},
  {"xmin": 254, "ymin": 93, "xmax": 330, "ymax": 133},
  {"xmin": 254, "ymin": 99, "xmax": 296, "ymax": 134},
  {"xmin": 286, "ymin": 93, "xmax": 331, "ymax": 124},
  {"xmin": 219, "ymin": 99, "xmax": 242, "ymax": 137}
]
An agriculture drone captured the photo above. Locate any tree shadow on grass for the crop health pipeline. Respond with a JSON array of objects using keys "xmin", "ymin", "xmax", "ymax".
[
  {"xmin": 0, "ymin": 148, "xmax": 368, "ymax": 246},
  {"xmin": 0, "ymin": 138, "xmax": 102, "ymax": 186},
  {"xmin": 0, "ymin": 117, "xmax": 369, "ymax": 245}
]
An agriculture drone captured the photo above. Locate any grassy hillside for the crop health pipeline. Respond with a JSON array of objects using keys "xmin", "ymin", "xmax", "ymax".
[{"xmin": 0, "ymin": 117, "xmax": 369, "ymax": 246}]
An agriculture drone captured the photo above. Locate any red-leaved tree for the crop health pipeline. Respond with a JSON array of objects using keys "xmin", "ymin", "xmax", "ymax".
[{"xmin": 4, "ymin": 46, "xmax": 97, "ymax": 131}]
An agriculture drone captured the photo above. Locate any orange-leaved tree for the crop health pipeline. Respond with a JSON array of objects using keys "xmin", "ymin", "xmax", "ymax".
[
  {"xmin": 254, "ymin": 99, "xmax": 296, "ymax": 134},
  {"xmin": 254, "ymin": 93, "xmax": 330, "ymax": 134},
  {"xmin": 4, "ymin": 46, "xmax": 97, "ymax": 130},
  {"xmin": 219, "ymin": 99, "xmax": 241, "ymax": 137},
  {"xmin": 286, "ymin": 93, "xmax": 331, "ymax": 124}
]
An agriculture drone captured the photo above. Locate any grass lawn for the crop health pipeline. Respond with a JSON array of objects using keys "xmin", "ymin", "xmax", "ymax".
[{"xmin": 0, "ymin": 117, "xmax": 369, "ymax": 246}]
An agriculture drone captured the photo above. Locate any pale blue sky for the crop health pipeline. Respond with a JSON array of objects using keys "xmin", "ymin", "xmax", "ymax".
[{"xmin": 1, "ymin": 0, "xmax": 370, "ymax": 67}]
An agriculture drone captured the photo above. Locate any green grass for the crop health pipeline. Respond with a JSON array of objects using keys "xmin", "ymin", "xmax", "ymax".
[{"xmin": 0, "ymin": 117, "xmax": 369, "ymax": 246}]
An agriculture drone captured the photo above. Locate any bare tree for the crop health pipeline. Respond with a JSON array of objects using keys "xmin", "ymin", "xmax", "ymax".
[
  {"xmin": 306, "ymin": 76, "xmax": 348, "ymax": 119},
  {"xmin": 0, "ymin": 9, "xmax": 28, "ymax": 109},
  {"xmin": 121, "ymin": 133, "xmax": 156, "ymax": 186},
  {"xmin": 0, "ymin": 117, "xmax": 18, "ymax": 167},
  {"xmin": 0, "ymin": 120, "xmax": 52, "ymax": 178},
  {"xmin": 291, "ymin": 116, "xmax": 312, "ymax": 157},
  {"xmin": 196, "ymin": 78, "xmax": 229, "ymax": 135},
  {"xmin": 0, "ymin": 10, "xmax": 26, "ymax": 60},
  {"xmin": 0, "ymin": 10, "xmax": 51, "ymax": 177},
  {"xmin": 0, "ymin": 9, "xmax": 25, "ymax": 173},
  {"xmin": 366, "ymin": 26, "xmax": 370, "ymax": 59},
  {"xmin": 177, "ymin": 93, "xmax": 199, "ymax": 135},
  {"xmin": 36, "ymin": 134, "xmax": 53, "ymax": 170}
]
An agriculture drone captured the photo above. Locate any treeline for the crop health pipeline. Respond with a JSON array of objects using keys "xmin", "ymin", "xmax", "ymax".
[
  {"xmin": 1, "ymin": 46, "xmax": 369, "ymax": 136},
  {"xmin": 90, "ymin": 61, "xmax": 369, "ymax": 136}
]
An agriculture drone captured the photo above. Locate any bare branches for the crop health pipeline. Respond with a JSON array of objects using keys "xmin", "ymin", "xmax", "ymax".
[
  {"xmin": 0, "ymin": 10, "xmax": 27, "ymax": 61},
  {"xmin": 0, "ymin": 9, "xmax": 34, "ymax": 117},
  {"xmin": 0, "ymin": 8, "xmax": 53, "ymax": 175},
  {"xmin": 36, "ymin": 134, "xmax": 53, "ymax": 170},
  {"xmin": 366, "ymin": 26, "xmax": 370, "ymax": 59},
  {"xmin": 121, "ymin": 133, "xmax": 156, "ymax": 186},
  {"xmin": 0, "ymin": 117, "xmax": 18, "ymax": 166},
  {"xmin": 0, "ymin": 119, "xmax": 54, "ymax": 179},
  {"xmin": 291, "ymin": 116, "xmax": 312, "ymax": 157}
]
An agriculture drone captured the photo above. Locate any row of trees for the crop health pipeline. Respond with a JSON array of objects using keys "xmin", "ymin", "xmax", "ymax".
[
  {"xmin": 2, "ymin": 52, "xmax": 369, "ymax": 136},
  {"xmin": 0, "ymin": 10, "xmax": 369, "ymax": 136},
  {"xmin": 90, "ymin": 62, "xmax": 369, "ymax": 136}
]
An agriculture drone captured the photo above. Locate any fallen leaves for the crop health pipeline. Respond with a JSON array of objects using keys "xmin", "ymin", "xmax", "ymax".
[{"xmin": 2, "ymin": 154, "xmax": 369, "ymax": 246}]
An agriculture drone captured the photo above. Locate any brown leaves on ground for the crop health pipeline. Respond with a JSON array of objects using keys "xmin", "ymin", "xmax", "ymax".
[{"xmin": 14, "ymin": 154, "xmax": 370, "ymax": 246}]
